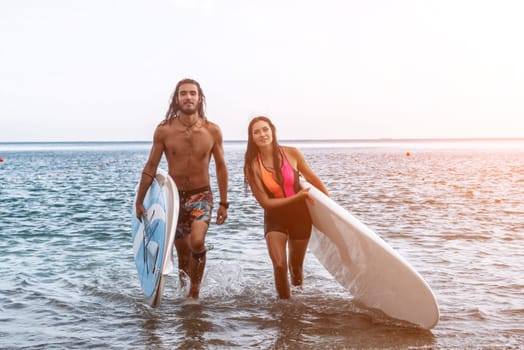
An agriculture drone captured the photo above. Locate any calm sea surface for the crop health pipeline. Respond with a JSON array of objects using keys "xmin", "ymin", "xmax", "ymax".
[{"xmin": 0, "ymin": 140, "xmax": 523, "ymax": 349}]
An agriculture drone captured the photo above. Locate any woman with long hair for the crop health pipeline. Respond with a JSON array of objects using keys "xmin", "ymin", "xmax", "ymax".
[{"xmin": 244, "ymin": 116, "xmax": 328, "ymax": 299}]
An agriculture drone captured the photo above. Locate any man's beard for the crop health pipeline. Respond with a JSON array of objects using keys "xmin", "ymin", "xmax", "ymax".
[{"xmin": 180, "ymin": 104, "xmax": 198, "ymax": 115}]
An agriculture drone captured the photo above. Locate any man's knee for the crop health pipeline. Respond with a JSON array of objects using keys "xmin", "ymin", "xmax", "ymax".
[{"xmin": 191, "ymin": 248, "xmax": 207, "ymax": 262}]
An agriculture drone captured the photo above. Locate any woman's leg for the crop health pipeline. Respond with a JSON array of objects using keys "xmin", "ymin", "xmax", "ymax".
[
  {"xmin": 265, "ymin": 231, "xmax": 290, "ymax": 299},
  {"xmin": 288, "ymin": 238, "xmax": 310, "ymax": 286}
]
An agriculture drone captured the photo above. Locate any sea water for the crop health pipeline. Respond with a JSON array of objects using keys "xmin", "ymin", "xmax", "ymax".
[{"xmin": 0, "ymin": 140, "xmax": 523, "ymax": 349}]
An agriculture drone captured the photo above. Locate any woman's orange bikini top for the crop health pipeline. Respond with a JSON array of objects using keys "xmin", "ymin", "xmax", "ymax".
[{"xmin": 257, "ymin": 147, "xmax": 299, "ymax": 198}]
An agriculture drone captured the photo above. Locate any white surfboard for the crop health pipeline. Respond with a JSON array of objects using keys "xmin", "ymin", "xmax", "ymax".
[
  {"xmin": 131, "ymin": 169, "xmax": 179, "ymax": 307},
  {"xmin": 301, "ymin": 179, "xmax": 439, "ymax": 329}
]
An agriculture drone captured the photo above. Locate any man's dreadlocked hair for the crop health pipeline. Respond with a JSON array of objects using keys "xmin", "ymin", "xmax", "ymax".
[{"xmin": 163, "ymin": 78, "xmax": 207, "ymax": 123}]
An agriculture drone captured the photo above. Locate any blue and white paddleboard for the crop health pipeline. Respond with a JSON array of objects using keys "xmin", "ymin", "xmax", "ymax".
[{"xmin": 131, "ymin": 169, "xmax": 179, "ymax": 307}]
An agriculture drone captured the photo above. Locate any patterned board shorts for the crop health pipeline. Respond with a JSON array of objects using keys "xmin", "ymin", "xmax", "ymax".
[{"xmin": 175, "ymin": 186, "xmax": 214, "ymax": 240}]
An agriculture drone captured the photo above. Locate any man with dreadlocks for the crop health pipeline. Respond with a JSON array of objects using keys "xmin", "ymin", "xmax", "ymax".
[{"xmin": 135, "ymin": 78, "xmax": 229, "ymax": 301}]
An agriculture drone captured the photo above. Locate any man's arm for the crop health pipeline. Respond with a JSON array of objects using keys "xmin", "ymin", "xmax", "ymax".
[
  {"xmin": 211, "ymin": 124, "xmax": 228, "ymax": 224},
  {"xmin": 135, "ymin": 127, "xmax": 165, "ymax": 220}
]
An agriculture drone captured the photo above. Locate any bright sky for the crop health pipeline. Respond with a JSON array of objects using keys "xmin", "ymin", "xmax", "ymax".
[{"xmin": 1, "ymin": 0, "xmax": 523, "ymax": 142}]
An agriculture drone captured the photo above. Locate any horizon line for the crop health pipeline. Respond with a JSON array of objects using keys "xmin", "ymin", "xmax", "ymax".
[{"xmin": 1, "ymin": 137, "xmax": 523, "ymax": 144}]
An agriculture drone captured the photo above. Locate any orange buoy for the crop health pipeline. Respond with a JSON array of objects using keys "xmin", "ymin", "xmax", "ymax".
[
  {"xmin": 406, "ymin": 152, "xmax": 411, "ymax": 157},
  {"xmin": 0, "ymin": 157, "xmax": 4, "ymax": 162}
]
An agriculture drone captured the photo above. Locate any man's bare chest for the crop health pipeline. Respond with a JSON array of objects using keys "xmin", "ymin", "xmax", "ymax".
[{"xmin": 164, "ymin": 132, "xmax": 214, "ymax": 159}]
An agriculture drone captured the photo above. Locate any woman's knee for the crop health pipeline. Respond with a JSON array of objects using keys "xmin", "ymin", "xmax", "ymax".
[
  {"xmin": 269, "ymin": 252, "xmax": 287, "ymax": 272},
  {"xmin": 273, "ymin": 262, "xmax": 287, "ymax": 276}
]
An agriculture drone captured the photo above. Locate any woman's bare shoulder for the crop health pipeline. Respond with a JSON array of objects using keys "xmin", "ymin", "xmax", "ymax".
[{"xmin": 281, "ymin": 145, "xmax": 302, "ymax": 157}]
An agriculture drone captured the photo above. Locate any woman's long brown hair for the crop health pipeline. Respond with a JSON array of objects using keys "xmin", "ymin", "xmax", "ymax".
[{"xmin": 244, "ymin": 116, "xmax": 283, "ymax": 192}]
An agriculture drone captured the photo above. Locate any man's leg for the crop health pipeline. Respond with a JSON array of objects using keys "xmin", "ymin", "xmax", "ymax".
[
  {"xmin": 187, "ymin": 220, "xmax": 209, "ymax": 299},
  {"xmin": 174, "ymin": 236, "xmax": 191, "ymax": 288}
]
